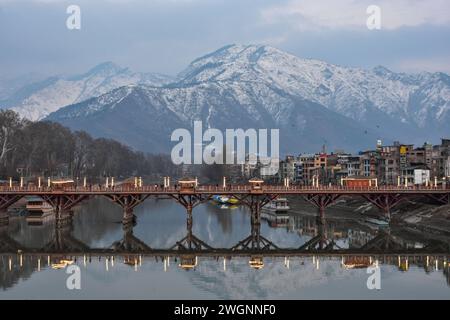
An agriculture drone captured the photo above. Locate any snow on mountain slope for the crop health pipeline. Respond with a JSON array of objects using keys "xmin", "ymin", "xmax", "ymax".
[
  {"xmin": 1, "ymin": 62, "xmax": 173, "ymax": 121},
  {"xmin": 179, "ymin": 44, "xmax": 450, "ymax": 131},
  {"xmin": 48, "ymin": 78, "xmax": 382, "ymax": 154},
  {"xmin": 46, "ymin": 44, "xmax": 450, "ymax": 152}
]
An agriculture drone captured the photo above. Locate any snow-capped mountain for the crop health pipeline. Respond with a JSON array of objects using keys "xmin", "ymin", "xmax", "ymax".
[
  {"xmin": 0, "ymin": 62, "xmax": 173, "ymax": 121},
  {"xmin": 46, "ymin": 44, "xmax": 450, "ymax": 153},
  {"xmin": 179, "ymin": 45, "xmax": 450, "ymax": 135},
  {"xmin": 46, "ymin": 77, "xmax": 382, "ymax": 154}
]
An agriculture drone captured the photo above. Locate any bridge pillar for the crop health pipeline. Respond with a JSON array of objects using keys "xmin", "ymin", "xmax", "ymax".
[
  {"xmin": 105, "ymin": 194, "xmax": 150, "ymax": 227},
  {"xmin": 231, "ymin": 194, "xmax": 279, "ymax": 251},
  {"xmin": 41, "ymin": 195, "xmax": 87, "ymax": 229},
  {"xmin": 170, "ymin": 200, "xmax": 212, "ymax": 251},
  {"xmin": 304, "ymin": 194, "xmax": 341, "ymax": 225},
  {"xmin": 123, "ymin": 207, "xmax": 135, "ymax": 226},
  {"xmin": 362, "ymin": 194, "xmax": 404, "ymax": 221},
  {"xmin": 250, "ymin": 199, "xmax": 261, "ymax": 228},
  {"xmin": 298, "ymin": 218, "xmax": 337, "ymax": 251},
  {"xmin": 169, "ymin": 193, "xmax": 213, "ymax": 250},
  {"xmin": 41, "ymin": 222, "xmax": 89, "ymax": 252},
  {"xmin": 170, "ymin": 193, "xmax": 209, "ymax": 222},
  {"xmin": 110, "ymin": 222, "xmax": 151, "ymax": 252},
  {"xmin": 55, "ymin": 210, "xmax": 73, "ymax": 228},
  {"xmin": 249, "ymin": 200, "xmax": 262, "ymax": 249},
  {"xmin": 186, "ymin": 204, "xmax": 193, "ymax": 231},
  {"xmin": 318, "ymin": 205, "xmax": 325, "ymax": 226}
]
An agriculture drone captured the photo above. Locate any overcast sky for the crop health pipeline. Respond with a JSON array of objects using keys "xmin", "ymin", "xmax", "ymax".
[{"xmin": 0, "ymin": 0, "xmax": 449, "ymax": 79}]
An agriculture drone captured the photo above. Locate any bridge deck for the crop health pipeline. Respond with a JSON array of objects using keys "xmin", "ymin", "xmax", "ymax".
[{"xmin": 1, "ymin": 185, "xmax": 449, "ymax": 195}]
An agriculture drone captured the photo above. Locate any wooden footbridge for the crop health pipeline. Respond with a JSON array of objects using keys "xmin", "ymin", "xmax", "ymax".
[{"xmin": 0, "ymin": 177, "xmax": 449, "ymax": 227}]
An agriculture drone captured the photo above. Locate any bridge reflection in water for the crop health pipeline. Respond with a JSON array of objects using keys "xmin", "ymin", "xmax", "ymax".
[
  {"xmin": 1, "ymin": 208, "xmax": 449, "ymax": 289},
  {"xmin": 1, "ymin": 178, "xmax": 450, "ymax": 229}
]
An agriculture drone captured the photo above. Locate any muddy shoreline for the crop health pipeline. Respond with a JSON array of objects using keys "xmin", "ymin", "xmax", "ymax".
[{"xmin": 287, "ymin": 195, "xmax": 450, "ymax": 238}]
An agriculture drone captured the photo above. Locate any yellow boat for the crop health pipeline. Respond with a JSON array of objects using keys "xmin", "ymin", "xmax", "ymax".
[
  {"xmin": 212, "ymin": 195, "xmax": 239, "ymax": 205},
  {"xmin": 51, "ymin": 259, "xmax": 74, "ymax": 270},
  {"xmin": 249, "ymin": 256, "xmax": 264, "ymax": 270}
]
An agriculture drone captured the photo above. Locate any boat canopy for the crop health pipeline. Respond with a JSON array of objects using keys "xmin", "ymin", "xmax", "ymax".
[{"xmin": 51, "ymin": 179, "xmax": 75, "ymax": 185}]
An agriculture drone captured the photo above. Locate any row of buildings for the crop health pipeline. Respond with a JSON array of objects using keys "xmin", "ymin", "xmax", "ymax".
[{"xmin": 242, "ymin": 139, "xmax": 450, "ymax": 186}]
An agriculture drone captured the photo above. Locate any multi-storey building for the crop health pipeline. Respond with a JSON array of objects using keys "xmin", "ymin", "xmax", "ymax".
[
  {"xmin": 336, "ymin": 154, "xmax": 361, "ymax": 177},
  {"xmin": 359, "ymin": 150, "xmax": 379, "ymax": 177},
  {"xmin": 241, "ymin": 154, "xmax": 278, "ymax": 179},
  {"xmin": 242, "ymin": 138, "xmax": 450, "ymax": 185},
  {"xmin": 277, "ymin": 155, "xmax": 296, "ymax": 182}
]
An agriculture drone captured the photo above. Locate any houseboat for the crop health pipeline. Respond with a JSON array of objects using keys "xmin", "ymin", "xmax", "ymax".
[
  {"xmin": 51, "ymin": 258, "xmax": 74, "ymax": 270},
  {"xmin": 342, "ymin": 256, "xmax": 373, "ymax": 269},
  {"xmin": 261, "ymin": 197, "xmax": 290, "ymax": 227},
  {"xmin": 25, "ymin": 196, "xmax": 54, "ymax": 225},
  {"xmin": 262, "ymin": 197, "xmax": 290, "ymax": 214},
  {"xmin": 249, "ymin": 256, "xmax": 264, "ymax": 270},
  {"xmin": 178, "ymin": 255, "xmax": 198, "ymax": 271}
]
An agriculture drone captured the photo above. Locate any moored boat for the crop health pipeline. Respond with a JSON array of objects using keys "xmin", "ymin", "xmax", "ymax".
[
  {"xmin": 25, "ymin": 196, "xmax": 54, "ymax": 225},
  {"xmin": 262, "ymin": 197, "xmax": 290, "ymax": 213},
  {"xmin": 261, "ymin": 197, "xmax": 290, "ymax": 227},
  {"xmin": 212, "ymin": 195, "xmax": 240, "ymax": 205}
]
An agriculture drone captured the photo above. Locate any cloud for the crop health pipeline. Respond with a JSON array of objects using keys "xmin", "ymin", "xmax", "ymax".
[
  {"xmin": 261, "ymin": 0, "xmax": 450, "ymax": 30},
  {"xmin": 0, "ymin": 0, "xmax": 449, "ymax": 77}
]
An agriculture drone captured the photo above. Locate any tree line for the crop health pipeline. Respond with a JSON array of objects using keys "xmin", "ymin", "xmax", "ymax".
[{"xmin": 0, "ymin": 110, "xmax": 179, "ymax": 182}]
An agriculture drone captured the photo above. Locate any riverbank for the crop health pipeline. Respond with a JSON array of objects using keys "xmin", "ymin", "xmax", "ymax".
[{"xmin": 287, "ymin": 195, "xmax": 450, "ymax": 237}]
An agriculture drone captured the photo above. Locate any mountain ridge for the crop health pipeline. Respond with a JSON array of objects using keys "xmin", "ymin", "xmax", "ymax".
[
  {"xmin": 6, "ymin": 43, "xmax": 450, "ymax": 153},
  {"xmin": 0, "ymin": 62, "xmax": 174, "ymax": 121}
]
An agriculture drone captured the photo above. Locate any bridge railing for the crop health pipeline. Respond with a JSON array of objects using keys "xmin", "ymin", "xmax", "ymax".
[{"xmin": 0, "ymin": 183, "xmax": 449, "ymax": 193}]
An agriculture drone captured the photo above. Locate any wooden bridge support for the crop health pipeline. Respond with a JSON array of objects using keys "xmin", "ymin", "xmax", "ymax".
[
  {"xmin": 110, "ymin": 223, "xmax": 151, "ymax": 252},
  {"xmin": 170, "ymin": 194, "xmax": 210, "ymax": 213},
  {"xmin": 41, "ymin": 222, "xmax": 89, "ymax": 252},
  {"xmin": 298, "ymin": 219, "xmax": 339, "ymax": 251},
  {"xmin": 426, "ymin": 193, "xmax": 450, "ymax": 206},
  {"xmin": 361, "ymin": 194, "xmax": 404, "ymax": 221},
  {"xmin": 0, "ymin": 195, "xmax": 23, "ymax": 226},
  {"xmin": 105, "ymin": 194, "xmax": 150, "ymax": 226},
  {"xmin": 232, "ymin": 195, "xmax": 279, "ymax": 251},
  {"xmin": 232, "ymin": 219, "xmax": 279, "ymax": 251},
  {"xmin": 170, "ymin": 194, "xmax": 213, "ymax": 250},
  {"xmin": 304, "ymin": 194, "xmax": 341, "ymax": 225},
  {"xmin": 235, "ymin": 194, "xmax": 278, "ymax": 228},
  {"xmin": 249, "ymin": 196, "xmax": 262, "ymax": 231},
  {"xmin": 171, "ymin": 215, "xmax": 212, "ymax": 251},
  {"xmin": 41, "ymin": 195, "xmax": 87, "ymax": 228},
  {"xmin": 360, "ymin": 229, "xmax": 403, "ymax": 252}
]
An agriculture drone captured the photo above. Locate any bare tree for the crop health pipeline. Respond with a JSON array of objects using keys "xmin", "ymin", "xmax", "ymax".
[{"xmin": 0, "ymin": 110, "xmax": 26, "ymax": 166}]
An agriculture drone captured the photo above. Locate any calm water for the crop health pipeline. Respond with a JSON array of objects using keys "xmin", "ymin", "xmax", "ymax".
[{"xmin": 0, "ymin": 197, "xmax": 449, "ymax": 299}]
